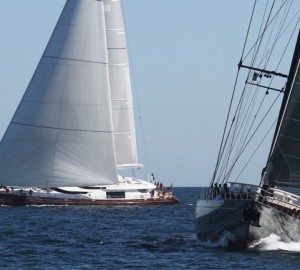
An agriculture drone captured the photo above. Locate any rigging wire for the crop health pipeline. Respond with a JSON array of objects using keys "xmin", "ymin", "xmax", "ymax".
[
  {"xmin": 242, "ymin": 0, "xmax": 291, "ymax": 62},
  {"xmin": 227, "ymin": 2, "xmax": 299, "ymax": 181},
  {"xmin": 215, "ymin": 1, "xmax": 273, "ymax": 183},
  {"xmin": 234, "ymin": 118, "xmax": 277, "ymax": 182},
  {"xmin": 260, "ymin": 0, "xmax": 292, "ymax": 70},
  {"xmin": 223, "ymin": 92, "xmax": 282, "ymax": 182},
  {"xmin": 229, "ymin": 1, "xmax": 291, "ymax": 168},
  {"xmin": 230, "ymin": 0, "xmax": 272, "ymax": 162},
  {"xmin": 210, "ymin": 0, "xmax": 258, "ymax": 186},
  {"xmin": 212, "ymin": 0, "xmax": 299, "ymax": 185}
]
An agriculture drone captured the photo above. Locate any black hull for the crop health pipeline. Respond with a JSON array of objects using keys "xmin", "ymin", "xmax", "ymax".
[
  {"xmin": 0, "ymin": 193, "xmax": 179, "ymax": 206},
  {"xmin": 195, "ymin": 199, "xmax": 300, "ymax": 249}
]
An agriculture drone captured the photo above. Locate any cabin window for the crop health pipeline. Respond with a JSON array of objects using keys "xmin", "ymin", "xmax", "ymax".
[
  {"xmin": 106, "ymin": 192, "xmax": 125, "ymax": 199},
  {"xmin": 137, "ymin": 189, "xmax": 148, "ymax": 193},
  {"xmin": 80, "ymin": 186, "xmax": 106, "ymax": 190}
]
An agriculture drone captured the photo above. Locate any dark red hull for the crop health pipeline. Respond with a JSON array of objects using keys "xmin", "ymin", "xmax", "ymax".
[{"xmin": 0, "ymin": 193, "xmax": 180, "ymax": 206}]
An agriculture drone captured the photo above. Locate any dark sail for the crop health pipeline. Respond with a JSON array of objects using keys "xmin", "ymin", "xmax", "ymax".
[{"xmin": 264, "ymin": 31, "xmax": 300, "ymax": 189}]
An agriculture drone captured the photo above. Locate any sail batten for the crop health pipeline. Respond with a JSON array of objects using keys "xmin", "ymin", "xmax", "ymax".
[
  {"xmin": 10, "ymin": 122, "xmax": 114, "ymax": 133},
  {"xmin": 43, "ymin": 55, "xmax": 109, "ymax": 65}
]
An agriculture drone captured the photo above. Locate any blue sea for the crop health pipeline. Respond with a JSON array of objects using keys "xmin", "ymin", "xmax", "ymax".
[{"xmin": 1, "ymin": 187, "xmax": 300, "ymax": 269}]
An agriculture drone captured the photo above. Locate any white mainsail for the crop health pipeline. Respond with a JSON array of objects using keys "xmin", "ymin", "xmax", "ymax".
[
  {"xmin": 104, "ymin": 0, "xmax": 142, "ymax": 169},
  {"xmin": 0, "ymin": 0, "xmax": 119, "ymax": 188}
]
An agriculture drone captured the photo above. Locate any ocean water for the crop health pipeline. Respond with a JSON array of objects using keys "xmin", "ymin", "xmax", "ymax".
[{"xmin": 1, "ymin": 187, "xmax": 300, "ymax": 269}]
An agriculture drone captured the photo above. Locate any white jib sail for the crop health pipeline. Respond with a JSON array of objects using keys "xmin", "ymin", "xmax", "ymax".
[{"xmin": 104, "ymin": 0, "xmax": 142, "ymax": 169}]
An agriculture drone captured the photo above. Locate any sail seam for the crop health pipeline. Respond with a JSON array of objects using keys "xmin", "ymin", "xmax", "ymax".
[
  {"xmin": 280, "ymin": 134, "xmax": 300, "ymax": 142},
  {"xmin": 283, "ymin": 154, "xmax": 300, "ymax": 160},
  {"xmin": 285, "ymin": 116, "xmax": 300, "ymax": 121},
  {"xmin": 288, "ymin": 173, "xmax": 300, "ymax": 177},
  {"xmin": 10, "ymin": 122, "xmax": 113, "ymax": 133},
  {"xmin": 43, "ymin": 55, "xmax": 108, "ymax": 65}
]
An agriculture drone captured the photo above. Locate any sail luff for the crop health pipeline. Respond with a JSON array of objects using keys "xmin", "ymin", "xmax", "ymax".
[
  {"xmin": 0, "ymin": 0, "xmax": 119, "ymax": 188},
  {"xmin": 104, "ymin": 0, "xmax": 141, "ymax": 169},
  {"xmin": 264, "ymin": 30, "xmax": 300, "ymax": 188}
]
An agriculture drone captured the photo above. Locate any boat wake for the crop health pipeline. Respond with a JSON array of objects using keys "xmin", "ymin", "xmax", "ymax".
[
  {"xmin": 249, "ymin": 233, "xmax": 300, "ymax": 251},
  {"xmin": 198, "ymin": 231, "xmax": 236, "ymax": 248}
]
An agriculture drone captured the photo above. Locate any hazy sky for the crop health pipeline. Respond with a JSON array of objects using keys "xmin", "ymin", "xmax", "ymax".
[{"xmin": 0, "ymin": 1, "xmax": 299, "ymax": 187}]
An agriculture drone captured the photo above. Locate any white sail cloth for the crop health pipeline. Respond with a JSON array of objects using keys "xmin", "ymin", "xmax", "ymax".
[
  {"xmin": 0, "ymin": 0, "xmax": 119, "ymax": 187},
  {"xmin": 104, "ymin": 0, "xmax": 140, "ymax": 168}
]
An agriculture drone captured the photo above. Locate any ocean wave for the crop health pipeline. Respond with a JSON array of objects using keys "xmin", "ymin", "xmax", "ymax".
[
  {"xmin": 249, "ymin": 233, "xmax": 300, "ymax": 251},
  {"xmin": 198, "ymin": 230, "xmax": 236, "ymax": 248}
]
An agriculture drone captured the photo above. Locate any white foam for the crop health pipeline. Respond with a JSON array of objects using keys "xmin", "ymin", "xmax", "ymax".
[
  {"xmin": 249, "ymin": 233, "xmax": 300, "ymax": 251},
  {"xmin": 198, "ymin": 230, "xmax": 236, "ymax": 248}
]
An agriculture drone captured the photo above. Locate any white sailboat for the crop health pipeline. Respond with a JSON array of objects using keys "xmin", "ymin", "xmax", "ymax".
[
  {"xmin": 0, "ymin": 0, "xmax": 179, "ymax": 206},
  {"xmin": 195, "ymin": 1, "xmax": 300, "ymax": 248}
]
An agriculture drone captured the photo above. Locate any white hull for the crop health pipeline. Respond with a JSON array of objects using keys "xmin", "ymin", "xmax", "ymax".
[{"xmin": 0, "ymin": 177, "xmax": 179, "ymax": 206}]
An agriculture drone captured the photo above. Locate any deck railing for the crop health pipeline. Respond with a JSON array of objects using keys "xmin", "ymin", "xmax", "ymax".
[
  {"xmin": 200, "ymin": 182, "xmax": 258, "ymax": 201},
  {"xmin": 255, "ymin": 188, "xmax": 300, "ymax": 219},
  {"xmin": 200, "ymin": 183, "xmax": 300, "ymax": 219}
]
